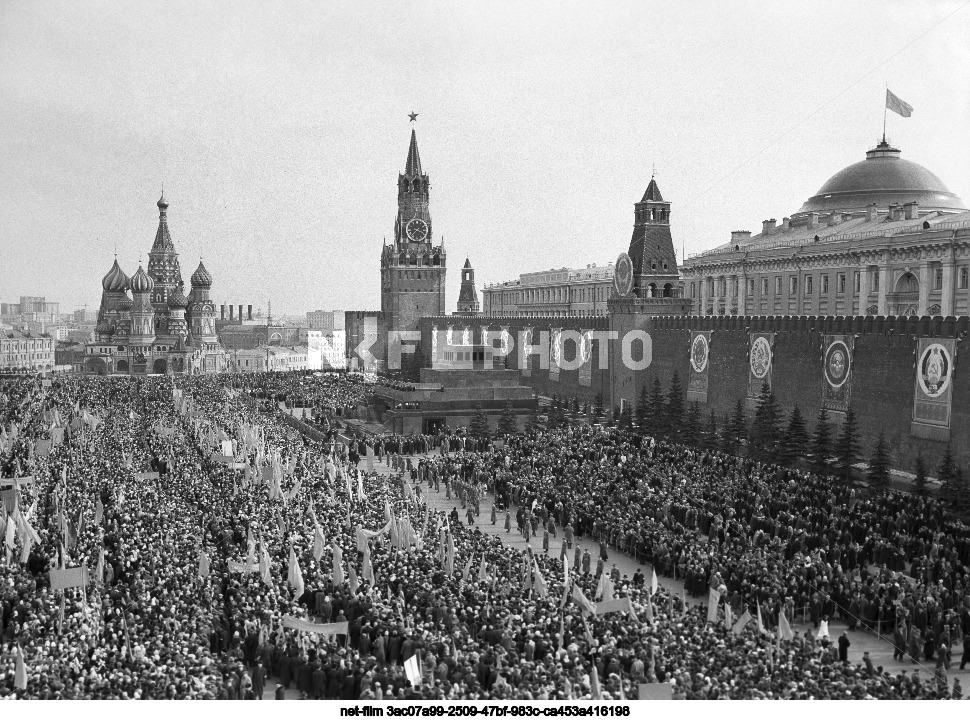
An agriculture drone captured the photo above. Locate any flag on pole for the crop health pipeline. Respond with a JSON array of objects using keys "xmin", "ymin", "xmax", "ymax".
[
  {"xmin": 14, "ymin": 644, "xmax": 27, "ymax": 690},
  {"xmin": 461, "ymin": 555, "xmax": 473, "ymax": 584},
  {"xmin": 313, "ymin": 523, "xmax": 326, "ymax": 563},
  {"xmin": 723, "ymin": 598, "xmax": 733, "ymax": 630},
  {"xmin": 348, "ymin": 564, "xmax": 359, "ymax": 594},
  {"xmin": 259, "ymin": 542, "xmax": 272, "ymax": 585},
  {"xmin": 707, "ymin": 587, "xmax": 720, "ymax": 623},
  {"xmin": 362, "ymin": 542, "xmax": 375, "ymax": 585},
  {"xmin": 644, "ymin": 589, "xmax": 654, "ymax": 623},
  {"xmin": 288, "ymin": 545, "xmax": 304, "ymax": 598},
  {"xmin": 198, "ymin": 550, "xmax": 210, "ymax": 579},
  {"xmin": 732, "ymin": 609, "xmax": 752, "ymax": 636},
  {"xmin": 651, "ymin": 568, "xmax": 658, "ymax": 595},
  {"xmin": 590, "ymin": 666, "xmax": 602, "ymax": 700},
  {"xmin": 533, "ymin": 559, "xmax": 548, "ymax": 599},
  {"xmin": 478, "ymin": 555, "xmax": 488, "ymax": 583},
  {"xmin": 332, "ymin": 545, "xmax": 344, "ymax": 587},
  {"xmin": 886, "ymin": 88, "xmax": 913, "ymax": 118},
  {"xmin": 571, "ymin": 583, "xmax": 597, "ymax": 615},
  {"xmin": 778, "ymin": 609, "xmax": 795, "ymax": 641},
  {"xmin": 756, "ymin": 601, "xmax": 766, "ymax": 634}
]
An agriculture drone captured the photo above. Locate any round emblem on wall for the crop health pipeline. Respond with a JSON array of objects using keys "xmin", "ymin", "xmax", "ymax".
[
  {"xmin": 749, "ymin": 336, "xmax": 772, "ymax": 380},
  {"xmin": 580, "ymin": 331, "xmax": 593, "ymax": 364},
  {"xmin": 823, "ymin": 340, "xmax": 851, "ymax": 389},
  {"xmin": 917, "ymin": 343, "xmax": 951, "ymax": 398},
  {"xmin": 613, "ymin": 253, "xmax": 634, "ymax": 297},
  {"xmin": 690, "ymin": 334, "xmax": 709, "ymax": 374}
]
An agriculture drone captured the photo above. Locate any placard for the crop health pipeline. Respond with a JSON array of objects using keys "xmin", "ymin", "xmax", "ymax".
[{"xmin": 50, "ymin": 566, "xmax": 89, "ymax": 590}]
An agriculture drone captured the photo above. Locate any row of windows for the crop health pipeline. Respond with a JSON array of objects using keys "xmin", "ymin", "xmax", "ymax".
[
  {"xmin": 692, "ymin": 266, "xmax": 970, "ymax": 298},
  {"xmin": 488, "ymin": 284, "xmax": 611, "ymax": 306}
]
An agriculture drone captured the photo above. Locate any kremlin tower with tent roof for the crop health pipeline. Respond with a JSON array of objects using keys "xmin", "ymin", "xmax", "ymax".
[{"xmin": 84, "ymin": 194, "xmax": 227, "ymax": 375}]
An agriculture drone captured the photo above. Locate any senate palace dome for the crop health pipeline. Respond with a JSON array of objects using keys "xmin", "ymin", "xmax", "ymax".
[{"xmin": 797, "ymin": 140, "xmax": 966, "ymax": 216}]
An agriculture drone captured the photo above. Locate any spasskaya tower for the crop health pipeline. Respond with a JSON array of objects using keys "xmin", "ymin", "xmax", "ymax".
[{"xmin": 380, "ymin": 119, "xmax": 447, "ymax": 337}]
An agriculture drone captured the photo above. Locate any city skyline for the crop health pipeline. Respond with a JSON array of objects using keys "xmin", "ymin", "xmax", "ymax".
[{"xmin": 2, "ymin": 1, "xmax": 968, "ymax": 314}]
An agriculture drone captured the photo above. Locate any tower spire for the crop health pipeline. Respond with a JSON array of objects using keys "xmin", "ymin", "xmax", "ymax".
[{"xmin": 405, "ymin": 128, "xmax": 422, "ymax": 176}]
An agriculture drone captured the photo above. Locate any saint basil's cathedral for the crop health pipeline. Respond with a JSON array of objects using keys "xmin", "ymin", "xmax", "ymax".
[{"xmin": 83, "ymin": 194, "xmax": 227, "ymax": 375}]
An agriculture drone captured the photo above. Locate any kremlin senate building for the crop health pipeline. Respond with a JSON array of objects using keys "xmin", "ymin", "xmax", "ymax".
[
  {"xmin": 83, "ymin": 194, "xmax": 227, "ymax": 375},
  {"xmin": 680, "ymin": 139, "xmax": 970, "ymax": 318}
]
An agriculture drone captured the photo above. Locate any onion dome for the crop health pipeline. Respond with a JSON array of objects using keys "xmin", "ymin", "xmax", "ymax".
[
  {"xmin": 101, "ymin": 259, "xmax": 129, "ymax": 292},
  {"xmin": 129, "ymin": 264, "xmax": 154, "ymax": 293},
  {"xmin": 96, "ymin": 319, "xmax": 114, "ymax": 335},
  {"xmin": 168, "ymin": 286, "xmax": 188, "ymax": 308},
  {"xmin": 191, "ymin": 260, "xmax": 212, "ymax": 288},
  {"xmin": 157, "ymin": 191, "xmax": 169, "ymax": 210}
]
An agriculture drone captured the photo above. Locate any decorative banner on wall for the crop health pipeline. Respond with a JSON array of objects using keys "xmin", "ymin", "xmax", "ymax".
[
  {"xmin": 549, "ymin": 328, "xmax": 562, "ymax": 382},
  {"xmin": 579, "ymin": 330, "xmax": 593, "ymax": 387},
  {"xmin": 522, "ymin": 327, "xmax": 533, "ymax": 377},
  {"xmin": 821, "ymin": 335, "xmax": 855, "ymax": 413},
  {"xmin": 747, "ymin": 332, "xmax": 775, "ymax": 398},
  {"xmin": 913, "ymin": 337, "xmax": 957, "ymax": 429},
  {"xmin": 687, "ymin": 330, "xmax": 712, "ymax": 403},
  {"xmin": 431, "ymin": 325, "xmax": 439, "ymax": 366}
]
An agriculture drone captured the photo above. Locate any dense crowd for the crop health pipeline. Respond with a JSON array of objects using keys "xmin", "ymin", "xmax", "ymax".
[{"xmin": 1, "ymin": 374, "xmax": 967, "ymax": 700}]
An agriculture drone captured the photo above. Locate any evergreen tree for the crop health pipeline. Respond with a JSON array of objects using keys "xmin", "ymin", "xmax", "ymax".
[
  {"xmin": 778, "ymin": 405, "xmax": 808, "ymax": 467},
  {"xmin": 749, "ymin": 382, "xmax": 781, "ymax": 463},
  {"xmin": 705, "ymin": 411, "xmax": 720, "ymax": 451},
  {"xmin": 469, "ymin": 405, "xmax": 490, "ymax": 437},
  {"xmin": 913, "ymin": 450, "xmax": 928, "ymax": 497},
  {"xmin": 547, "ymin": 404, "xmax": 565, "ymax": 431},
  {"xmin": 812, "ymin": 406, "xmax": 832, "ymax": 474},
  {"xmin": 721, "ymin": 398, "xmax": 748, "ymax": 455},
  {"xmin": 683, "ymin": 401, "xmax": 702, "ymax": 447},
  {"xmin": 938, "ymin": 445, "xmax": 957, "ymax": 486},
  {"xmin": 867, "ymin": 431, "xmax": 891, "ymax": 494},
  {"xmin": 619, "ymin": 404, "xmax": 633, "ymax": 430},
  {"xmin": 647, "ymin": 378, "xmax": 665, "ymax": 436},
  {"xmin": 572, "ymin": 397, "xmax": 581, "ymax": 414},
  {"xmin": 497, "ymin": 401, "xmax": 518, "ymax": 436},
  {"xmin": 665, "ymin": 371, "xmax": 685, "ymax": 440},
  {"xmin": 635, "ymin": 384, "xmax": 650, "ymax": 431},
  {"xmin": 526, "ymin": 403, "xmax": 543, "ymax": 435},
  {"xmin": 611, "ymin": 405, "xmax": 620, "ymax": 425},
  {"xmin": 834, "ymin": 405, "xmax": 861, "ymax": 483},
  {"xmin": 937, "ymin": 446, "xmax": 970, "ymax": 512},
  {"xmin": 594, "ymin": 392, "xmax": 605, "ymax": 419}
]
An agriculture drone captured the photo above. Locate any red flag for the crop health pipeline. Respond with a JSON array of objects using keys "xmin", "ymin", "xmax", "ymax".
[{"xmin": 886, "ymin": 88, "xmax": 913, "ymax": 118}]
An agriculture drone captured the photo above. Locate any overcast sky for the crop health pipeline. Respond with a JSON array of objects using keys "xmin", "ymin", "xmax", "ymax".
[{"xmin": 2, "ymin": 1, "xmax": 968, "ymax": 316}]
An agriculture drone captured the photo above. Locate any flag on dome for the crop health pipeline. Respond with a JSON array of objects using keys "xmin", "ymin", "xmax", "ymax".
[{"xmin": 886, "ymin": 88, "xmax": 913, "ymax": 118}]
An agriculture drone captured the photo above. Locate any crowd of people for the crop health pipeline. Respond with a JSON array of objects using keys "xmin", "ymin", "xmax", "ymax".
[{"xmin": 1, "ymin": 372, "xmax": 968, "ymax": 700}]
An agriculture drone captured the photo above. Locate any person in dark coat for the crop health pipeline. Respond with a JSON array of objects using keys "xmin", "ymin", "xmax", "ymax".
[
  {"xmin": 838, "ymin": 631, "xmax": 850, "ymax": 663},
  {"xmin": 252, "ymin": 660, "xmax": 266, "ymax": 699},
  {"xmin": 274, "ymin": 683, "xmax": 285, "ymax": 700}
]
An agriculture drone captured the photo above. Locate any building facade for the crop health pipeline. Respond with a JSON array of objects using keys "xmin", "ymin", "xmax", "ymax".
[
  {"xmin": 83, "ymin": 195, "xmax": 227, "ymax": 375},
  {"xmin": 482, "ymin": 264, "xmax": 615, "ymax": 317},
  {"xmin": 380, "ymin": 127, "xmax": 447, "ymax": 335},
  {"xmin": 681, "ymin": 141, "xmax": 970, "ymax": 317},
  {"xmin": 0, "ymin": 329, "xmax": 55, "ymax": 373}
]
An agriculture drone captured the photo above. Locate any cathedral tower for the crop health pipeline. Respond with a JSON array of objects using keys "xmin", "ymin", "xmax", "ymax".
[
  {"xmin": 380, "ymin": 124, "xmax": 447, "ymax": 338},
  {"xmin": 128, "ymin": 265, "xmax": 156, "ymax": 345},
  {"xmin": 188, "ymin": 261, "xmax": 218, "ymax": 346},
  {"xmin": 147, "ymin": 193, "xmax": 184, "ymax": 331},
  {"xmin": 456, "ymin": 257, "xmax": 480, "ymax": 314}
]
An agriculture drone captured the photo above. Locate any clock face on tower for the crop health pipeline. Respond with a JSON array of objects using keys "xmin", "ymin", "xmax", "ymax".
[{"xmin": 406, "ymin": 217, "xmax": 428, "ymax": 242}]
